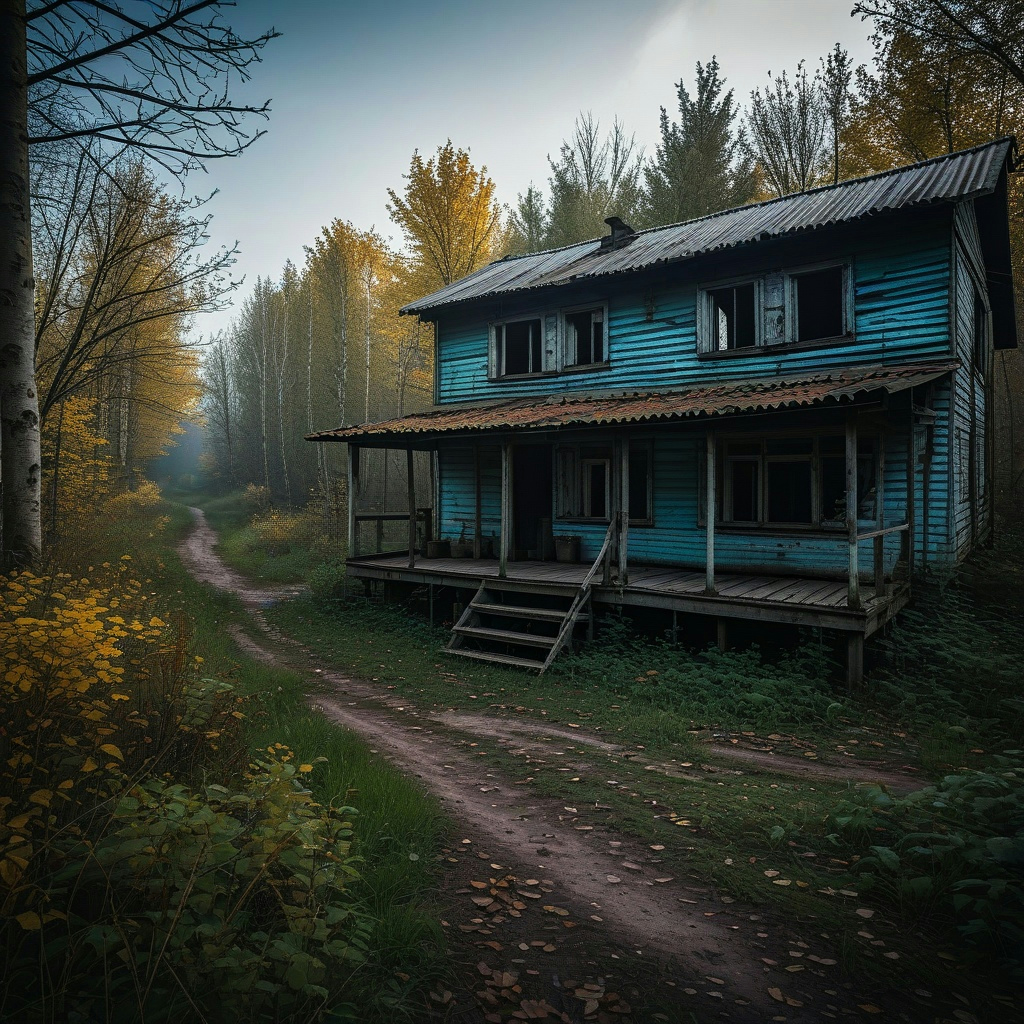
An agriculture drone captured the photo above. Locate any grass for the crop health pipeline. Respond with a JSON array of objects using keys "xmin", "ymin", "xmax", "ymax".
[
  {"xmin": 193, "ymin": 488, "xmax": 1024, "ymax": 1015},
  {"xmin": 67, "ymin": 497, "xmax": 451, "ymax": 1021}
]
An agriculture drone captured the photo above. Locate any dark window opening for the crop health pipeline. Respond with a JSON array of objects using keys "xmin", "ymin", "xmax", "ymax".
[
  {"xmin": 795, "ymin": 266, "xmax": 844, "ymax": 342},
  {"xmin": 726, "ymin": 459, "xmax": 759, "ymax": 522},
  {"xmin": 766, "ymin": 461, "xmax": 813, "ymax": 523},
  {"xmin": 566, "ymin": 308, "xmax": 605, "ymax": 365},
  {"xmin": 709, "ymin": 284, "xmax": 756, "ymax": 350},
  {"xmin": 628, "ymin": 447, "xmax": 650, "ymax": 521},
  {"xmin": 583, "ymin": 460, "xmax": 609, "ymax": 518},
  {"xmin": 498, "ymin": 318, "xmax": 542, "ymax": 375},
  {"xmin": 820, "ymin": 455, "xmax": 846, "ymax": 523}
]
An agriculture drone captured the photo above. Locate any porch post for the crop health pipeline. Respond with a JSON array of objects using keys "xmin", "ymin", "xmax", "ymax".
[
  {"xmin": 619, "ymin": 440, "xmax": 629, "ymax": 585},
  {"xmin": 874, "ymin": 433, "xmax": 885, "ymax": 593},
  {"xmin": 846, "ymin": 415, "xmax": 860, "ymax": 611},
  {"xmin": 407, "ymin": 447, "xmax": 416, "ymax": 568},
  {"xmin": 499, "ymin": 440, "xmax": 512, "ymax": 578},
  {"xmin": 474, "ymin": 444, "xmax": 482, "ymax": 559},
  {"xmin": 705, "ymin": 429, "xmax": 716, "ymax": 595},
  {"xmin": 846, "ymin": 633, "xmax": 864, "ymax": 690},
  {"xmin": 906, "ymin": 406, "xmax": 916, "ymax": 582},
  {"xmin": 347, "ymin": 444, "xmax": 359, "ymax": 558}
]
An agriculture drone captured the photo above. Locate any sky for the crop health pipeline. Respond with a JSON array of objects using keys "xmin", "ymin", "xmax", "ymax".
[{"xmin": 189, "ymin": 0, "xmax": 879, "ymax": 340}]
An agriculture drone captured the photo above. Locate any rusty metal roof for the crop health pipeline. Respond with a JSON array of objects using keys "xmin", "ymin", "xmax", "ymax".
[
  {"xmin": 403, "ymin": 139, "xmax": 1014, "ymax": 316},
  {"xmin": 307, "ymin": 362, "xmax": 955, "ymax": 445}
]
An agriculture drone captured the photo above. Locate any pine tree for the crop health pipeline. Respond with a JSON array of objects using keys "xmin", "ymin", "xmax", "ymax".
[{"xmin": 641, "ymin": 58, "xmax": 755, "ymax": 227}]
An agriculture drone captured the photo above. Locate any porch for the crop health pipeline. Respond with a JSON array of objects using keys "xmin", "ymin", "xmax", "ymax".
[{"xmin": 346, "ymin": 551, "xmax": 911, "ymax": 685}]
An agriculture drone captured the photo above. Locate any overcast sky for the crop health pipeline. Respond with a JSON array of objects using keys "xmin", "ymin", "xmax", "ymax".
[{"xmin": 189, "ymin": 0, "xmax": 878, "ymax": 339}]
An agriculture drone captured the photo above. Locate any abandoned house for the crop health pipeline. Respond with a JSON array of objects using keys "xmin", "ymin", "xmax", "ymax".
[{"xmin": 308, "ymin": 138, "xmax": 1019, "ymax": 685}]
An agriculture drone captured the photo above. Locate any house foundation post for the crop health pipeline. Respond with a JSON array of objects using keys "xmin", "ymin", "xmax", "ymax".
[
  {"xmin": 717, "ymin": 618, "xmax": 728, "ymax": 651},
  {"xmin": 474, "ymin": 444, "xmax": 482, "ymax": 559},
  {"xmin": 705, "ymin": 430, "xmax": 717, "ymax": 595},
  {"xmin": 846, "ymin": 415, "xmax": 860, "ymax": 611},
  {"xmin": 846, "ymin": 632, "xmax": 864, "ymax": 690}
]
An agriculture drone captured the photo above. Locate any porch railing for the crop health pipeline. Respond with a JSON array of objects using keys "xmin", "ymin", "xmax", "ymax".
[{"xmin": 349, "ymin": 508, "xmax": 432, "ymax": 559}]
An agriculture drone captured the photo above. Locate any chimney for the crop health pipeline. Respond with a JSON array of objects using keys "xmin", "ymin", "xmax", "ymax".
[{"xmin": 600, "ymin": 216, "xmax": 637, "ymax": 251}]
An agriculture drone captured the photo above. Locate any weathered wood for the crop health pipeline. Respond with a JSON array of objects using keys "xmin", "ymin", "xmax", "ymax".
[
  {"xmin": 716, "ymin": 618, "xmax": 728, "ymax": 651},
  {"xmin": 705, "ymin": 430, "xmax": 716, "ymax": 595},
  {"xmin": 874, "ymin": 434, "xmax": 885, "ymax": 591},
  {"xmin": 474, "ymin": 444, "xmax": 482, "ymax": 559},
  {"xmin": 846, "ymin": 633, "xmax": 864, "ymax": 690},
  {"xmin": 619, "ymin": 443, "xmax": 629, "ymax": 585},
  {"xmin": 407, "ymin": 448, "xmax": 416, "ymax": 568},
  {"xmin": 447, "ymin": 648, "xmax": 546, "ymax": 670},
  {"xmin": 499, "ymin": 441, "xmax": 511, "ymax": 578},
  {"xmin": 846, "ymin": 416, "xmax": 860, "ymax": 611},
  {"xmin": 347, "ymin": 444, "xmax": 359, "ymax": 557},
  {"xmin": 906, "ymin": 406, "xmax": 916, "ymax": 581},
  {"xmin": 454, "ymin": 624, "xmax": 556, "ymax": 648}
]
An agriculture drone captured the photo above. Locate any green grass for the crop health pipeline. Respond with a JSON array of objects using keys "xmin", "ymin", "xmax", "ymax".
[{"xmin": 86, "ymin": 498, "xmax": 451, "ymax": 1021}]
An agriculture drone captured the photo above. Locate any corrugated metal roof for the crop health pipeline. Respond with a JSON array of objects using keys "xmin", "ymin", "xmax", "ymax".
[
  {"xmin": 403, "ymin": 139, "xmax": 1014, "ymax": 316},
  {"xmin": 307, "ymin": 362, "xmax": 955, "ymax": 444}
]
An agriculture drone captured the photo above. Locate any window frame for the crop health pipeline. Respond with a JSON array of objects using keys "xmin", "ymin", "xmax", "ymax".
[
  {"xmin": 697, "ymin": 260, "xmax": 854, "ymax": 358},
  {"xmin": 699, "ymin": 431, "xmax": 879, "ymax": 530},
  {"xmin": 488, "ymin": 314, "xmax": 548, "ymax": 379},
  {"xmin": 555, "ymin": 441, "xmax": 654, "ymax": 526},
  {"xmin": 562, "ymin": 302, "xmax": 609, "ymax": 370}
]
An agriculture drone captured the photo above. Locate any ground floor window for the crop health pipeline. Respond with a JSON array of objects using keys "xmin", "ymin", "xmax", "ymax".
[
  {"xmin": 714, "ymin": 434, "xmax": 877, "ymax": 527},
  {"xmin": 556, "ymin": 443, "xmax": 653, "ymax": 523}
]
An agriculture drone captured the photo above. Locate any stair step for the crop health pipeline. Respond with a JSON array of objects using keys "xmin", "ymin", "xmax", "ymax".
[
  {"xmin": 454, "ymin": 625, "xmax": 557, "ymax": 648},
  {"xmin": 446, "ymin": 647, "xmax": 545, "ymax": 670},
  {"xmin": 472, "ymin": 601, "xmax": 584, "ymax": 622}
]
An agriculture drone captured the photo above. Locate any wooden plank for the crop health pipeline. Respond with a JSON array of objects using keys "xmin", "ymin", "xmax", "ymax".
[
  {"xmin": 620, "ymin": 443, "xmax": 629, "ymax": 584},
  {"xmin": 705, "ymin": 430, "xmax": 716, "ymax": 594},
  {"xmin": 407, "ymin": 448, "xmax": 416, "ymax": 569},
  {"xmin": 447, "ymin": 648, "xmax": 545, "ymax": 670},
  {"xmin": 454, "ymin": 625, "xmax": 557, "ymax": 648},
  {"xmin": 472, "ymin": 602, "xmax": 584, "ymax": 622},
  {"xmin": 500, "ymin": 441, "xmax": 511, "ymax": 578},
  {"xmin": 846, "ymin": 415, "xmax": 860, "ymax": 610}
]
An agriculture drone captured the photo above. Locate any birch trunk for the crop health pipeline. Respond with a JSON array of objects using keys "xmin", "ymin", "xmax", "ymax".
[{"xmin": 0, "ymin": 0, "xmax": 41, "ymax": 566}]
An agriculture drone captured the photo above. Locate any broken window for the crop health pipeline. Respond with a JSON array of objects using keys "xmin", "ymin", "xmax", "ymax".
[
  {"xmin": 582, "ymin": 458, "xmax": 610, "ymax": 519},
  {"xmin": 628, "ymin": 445, "xmax": 652, "ymax": 522},
  {"xmin": 708, "ymin": 283, "xmax": 757, "ymax": 351},
  {"xmin": 565, "ymin": 307, "xmax": 606, "ymax": 366},
  {"xmin": 493, "ymin": 317, "xmax": 543, "ymax": 376},
  {"xmin": 793, "ymin": 265, "xmax": 845, "ymax": 343}
]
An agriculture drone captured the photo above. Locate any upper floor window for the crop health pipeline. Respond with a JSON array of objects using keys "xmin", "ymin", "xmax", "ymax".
[
  {"xmin": 489, "ymin": 305, "xmax": 608, "ymax": 378},
  {"xmin": 493, "ymin": 317, "xmax": 544, "ymax": 376},
  {"xmin": 698, "ymin": 263, "xmax": 851, "ymax": 356},
  {"xmin": 565, "ymin": 306, "xmax": 606, "ymax": 366}
]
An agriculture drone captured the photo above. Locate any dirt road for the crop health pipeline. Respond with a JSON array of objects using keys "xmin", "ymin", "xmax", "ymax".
[{"xmin": 178, "ymin": 507, "xmax": 927, "ymax": 1024}]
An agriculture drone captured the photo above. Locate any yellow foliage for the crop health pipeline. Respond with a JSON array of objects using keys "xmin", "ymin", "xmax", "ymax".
[{"xmin": 103, "ymin": 481, "xmax": 163, "ymax": 518}]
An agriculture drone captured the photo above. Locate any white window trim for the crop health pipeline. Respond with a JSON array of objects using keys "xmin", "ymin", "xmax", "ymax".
[{"xmin": 488, "ymin": 313, "xmax": 549, "ymax": 379}]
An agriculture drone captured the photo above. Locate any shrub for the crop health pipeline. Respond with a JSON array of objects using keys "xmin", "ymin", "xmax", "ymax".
[
  {"xmin": 309, "ymin": 561, "xmax": 347, "ymax": 601},
  {"xmin": 243, "ymin": 483, "xmax": 271, "ymax": 512},
  {"xmin": 826, "ymin": 753, "xmax": 1024, "ymax": 979}
]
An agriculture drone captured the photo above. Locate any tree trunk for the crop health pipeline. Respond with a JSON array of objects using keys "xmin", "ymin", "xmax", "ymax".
[{"xmin": 0, "ymin": 0, "xmax": 41, "ymax": 567}]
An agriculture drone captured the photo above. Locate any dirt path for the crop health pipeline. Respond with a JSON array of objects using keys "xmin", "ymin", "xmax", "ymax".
[{"xmin": 178, "ymin": 507, "xmax": 928, "ymax": 1024}]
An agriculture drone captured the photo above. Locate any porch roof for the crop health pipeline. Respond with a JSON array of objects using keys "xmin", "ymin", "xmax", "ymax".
[{"xmin": 306, "ymin": 361, "xmax": 954, "ymax": 446}]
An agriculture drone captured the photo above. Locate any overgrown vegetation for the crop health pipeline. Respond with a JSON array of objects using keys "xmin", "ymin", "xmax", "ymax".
[{"xmin": 0, "ymin": 491, "xmax": 447, "ymax": 1022}]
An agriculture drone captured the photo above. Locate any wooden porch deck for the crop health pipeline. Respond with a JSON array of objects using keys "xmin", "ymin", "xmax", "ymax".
[{"xmin": 347, "ymin": 554, "xmax": 909, "ymax": 637}]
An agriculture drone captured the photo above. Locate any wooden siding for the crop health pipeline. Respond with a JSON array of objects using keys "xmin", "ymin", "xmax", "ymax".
[
  {"xmin": 435, "ymin": 216, "xmax": 952, "ymax": 405},
  {"xmin": 438, "ymin": 445, "xmax": 501, "ymax": 545},
  {"xmin": 434, "ymin": 421, "xmax": 945, "ymax": 577},
  {"xmin": 951, "ymin": 202, "xmax": 990, "ymax": 560}
]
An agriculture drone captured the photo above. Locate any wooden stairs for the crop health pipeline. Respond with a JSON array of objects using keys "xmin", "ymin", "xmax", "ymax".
[{"xmin": 445, "ymin": 520, "xmax": 616, "ymax": 673}]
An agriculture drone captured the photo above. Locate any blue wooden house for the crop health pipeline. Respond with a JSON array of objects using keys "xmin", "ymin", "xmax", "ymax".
[{"xmin": 309, "ymin": 139, "xmax": 1018, "ymax": 685}]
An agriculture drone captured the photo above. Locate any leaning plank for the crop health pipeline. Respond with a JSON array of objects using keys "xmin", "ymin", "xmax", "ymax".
[{"xmin": 448, "ymin": 649, "xmax": 546, "ymax": 670}]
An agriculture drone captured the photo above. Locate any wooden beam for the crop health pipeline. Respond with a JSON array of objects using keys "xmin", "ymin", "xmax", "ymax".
[
  {"xmin": 846, "ymin": 633, "xmax": 864, "ymax": 690},
  {"xmin": 474, "ymin": 444, "xmax": 482, "ymax": 559},
  {"xmin": 407, "ymin": 448, "xmax": 416, "ymax": 568},
  {"xmin": 499, "ymin": 441, "xmax": 511, "ymax": 578},
  {"xmin": 906, "ymin": 406, "xmax": 915, "ymax": 583},
  {"xmin": 705, "ymin": 430, "xmax": 716, "ymax": 595},
  {"xmin": 716, "ymin": 618, "xmax": 728, "ymax": 652},
  {"xmin": 846, "ymin": 415, "xmax": 860, "ymax": 611},
  {"xmin": 347, "ymin": 444, "xmax": 359, "ymax": 558},
  {"xmin": 874, "ymin": 432, "xmax": 885, "ymax": 594},
  {"xmin": 619, "ymin": 441, "xmax": 629, "ymax": 585}
]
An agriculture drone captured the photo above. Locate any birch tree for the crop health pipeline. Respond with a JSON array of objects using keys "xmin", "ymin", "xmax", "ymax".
[{"xmin": 0, "ymin": 0, "xmax": 275, "ymax": 567}]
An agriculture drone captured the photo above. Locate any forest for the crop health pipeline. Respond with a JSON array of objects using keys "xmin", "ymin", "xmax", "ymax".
[{"xmin": 1, "ymin": 2, "xmax": 1023, "ymax": 1023}]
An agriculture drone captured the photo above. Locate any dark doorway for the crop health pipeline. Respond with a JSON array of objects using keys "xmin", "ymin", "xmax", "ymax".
[{"xmin": 513, "ymin": 444, "xmax": 553, "ymax": 559}]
